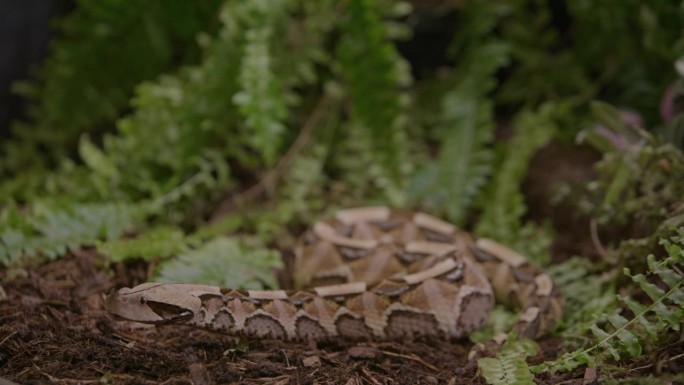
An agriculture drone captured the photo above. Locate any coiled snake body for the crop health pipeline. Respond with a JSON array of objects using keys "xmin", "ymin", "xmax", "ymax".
[{"xmin": 106, "ymin": 207, "xmax": 563, "ymax": 353}]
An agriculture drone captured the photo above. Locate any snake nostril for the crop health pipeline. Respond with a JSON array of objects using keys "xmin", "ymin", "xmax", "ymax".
[{"xmin": 139, "ymin": 296, "xmax": 146, "ymax": 305}]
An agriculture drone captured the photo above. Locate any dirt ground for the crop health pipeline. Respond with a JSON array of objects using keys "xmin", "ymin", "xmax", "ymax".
[
  {"xmin": 1, "ymin": 250, "xmax": 682, "ymax": 385},
  {"xmin": 1, "ymin": 144, "xmax": 682, "ymax": 384}
]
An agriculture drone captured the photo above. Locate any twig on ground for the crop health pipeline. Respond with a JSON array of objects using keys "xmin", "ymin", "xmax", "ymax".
[
  {"xmin": 590, "ymin": 219, "xmax": 608, "ymax": 258},
  {"xmin": 380, "ymin": 350, "xmax": 439, "ymax": 372},
  {"xmin": 0, "ymin": 331, "xmax": 16, "ymax": 347}
]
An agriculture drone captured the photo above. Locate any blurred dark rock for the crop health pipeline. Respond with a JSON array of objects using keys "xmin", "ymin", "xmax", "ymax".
[{"xmin": 0, "ymin": 0, "xmax": 72, "ymax": 137}]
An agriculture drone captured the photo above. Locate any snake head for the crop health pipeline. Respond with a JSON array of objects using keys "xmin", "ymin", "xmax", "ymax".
[{"xmin": 105, "ymin": 283, "xmax": 218, "ymax": 324}]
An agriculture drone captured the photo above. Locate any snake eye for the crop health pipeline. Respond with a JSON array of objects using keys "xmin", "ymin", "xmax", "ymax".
[{"xmin": 139, "ymin": 296, "xmax": 146, "ymax": 305}]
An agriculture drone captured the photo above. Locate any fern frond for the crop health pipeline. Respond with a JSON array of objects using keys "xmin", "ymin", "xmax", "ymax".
[
  {"xmin": 78, "ymin": 135, "xmax": 122, "ymax": 198},
  {"xmin": 478, "ymin": 339, "xmax": 538, "ymax": 385},
  {"xmin": 0, "ymin": 203, "xmax": 136, "ymax": 266},
  {"xmin": 331, "ymin": 122, "xmax": 383, "ymax": 204},
  {"xmin": 535, "ymin": 228, "xmax": 684, "ymax": 372},
  {"xmin": 476, "ymin": 104, "xmax": 557, "ymax": 238},
  {"xmin": 277, "ymin": 145, "xmax": 329, "ymax": 219},
  {"xmin": 408, "ymin": 86, "xmax": 495, "ymax": 225},
  {"xmin": 153, "ymin": 237, "xmax": 283, "ymax": 289},
  {"xmin": 98, "ymin": 214, "xmax": 244, "ymax": 263},
  {"xmin": 408, "ymin": 0, "xmax": 511, "ymax": 224},
  {"xmin": 88, "ymin": 0, "xmax": 275, "ymax": 200},
  {"xmin": 336, "ymin": 0, "xmax": 412, "ymax": 197},
  {"xmin": 546, "ymin": 257, "xmax": 617, "ymax": 328},
  {"xmin": 232, "ymin": 0, "xmax": 290, "ymax": 166},
  {"xmin": 187, "ymin": 215, "xmax": 243, "ymax": 246},
  {"xmin": 77, "ymin": 0, "xmax": 326, "ymax": 205},
  {"xmin": 97, "ymin": 226, "xmax": 186, "ymax": 263},
  {"xmin": 475, "ymin": 102, "xmax": 558, "ymax": 263},
  {"xmin": 100, "ymin": 67, "xmax": 238, "ymax": 199}
]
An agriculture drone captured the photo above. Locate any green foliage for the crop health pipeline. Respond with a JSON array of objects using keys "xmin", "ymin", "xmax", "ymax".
[
  {"xmin": 250, "ymin": 145, "xmax": 331, "ymax": 246},
  {"xmin": 97, "ymin": 226, "xmax": 186, "ymax": 263},
  {"xmin": 92, "ymin": 6, "xmax": 244, "ymax": 200},
  {"xmin": 3, "ymin": 0, "xmax": 222, "ymax": 174},
  {"xmin": 336, "ymin": 0, "xmax": 412, "ymax": 198},
  {"xmin": 478, "ymin": 338, "xmax": 539, "ymax": 385},
  {"xmin": 187, "ymin": 215, "xmax": 243, "ymax": 245},
  {"xmin": 233, "ymin": 0, "xmax": 290, "ymax": 166},
  {"xmin": 409, "ymin": 0, "xmax": 509, "ymax": 223},
  {"xmin": 475, "ymin": 103, "xmax": 559, "ymax": 264},
  {"xmin": 70, "ymin": 0, "xmax": 339, "ymax": 206},
  {"xmin": 567, "ymin": 1, "xmax": 684, "ymax": 123},
  {"xmin": 1, "ymin": 203, "xmax": 136, "ymax": 266},
  {"xmin": 492, "ymin": 0, "xmax": 683, "ymax": 127},
  {"xmin": 546, "ymin": 257, "xmax": 617, "ymax": 332},
  {"xmin": 153, "ymin": 236, "xmax": 282, "ymax": 289},
  {"xmin": 579, "ymin": 102, "xmax": 684, "ymax": 232},
  {"xmin": 575, "ymin": 101, "xmax": 684, "ymax": 280},
  {"xmin": 409, "ymin": 92, "xmax": 494, "ymax": 224},
  {"xmin": 535, "ymin": 99, "xmax": 684, "ymax": 375},
  {"xmin": 536, "ymin": 229, "xmax": 684, "ymax": 372},
  {"xmin": 469, "ymin": 306, "xmax": 521, "ymax": 344},
  {"xmin": 495, "ymin": 0, "xmax": 591, "ymax": 111},
  {"xmin": 41, "ymin": 0, "xmax": 311, "ymax": 205}
]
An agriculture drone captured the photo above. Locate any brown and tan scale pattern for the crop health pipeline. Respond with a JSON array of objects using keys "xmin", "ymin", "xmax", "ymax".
[{"xmin": 105, "ymin": 207, "xmax": 563, "ymax": 349}]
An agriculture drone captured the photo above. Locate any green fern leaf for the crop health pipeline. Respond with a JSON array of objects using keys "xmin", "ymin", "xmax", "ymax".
[
  {"xmin": 90, "ymin": 0, "xmax": 275, "ymax": 200},
  {"xmin": 408, "ymin": 36, "xmax": 509, "ymax": 223},
  {"xmin": 533, "ymin": 349, "xmax": 595, "ymax": 373},
  {"xmin": 620, "ymin": 296, "xmax": 658, "ymax": 339},
  {"xmin": 79, "ymin": 135, "xmax": 119, "ymax": 180},
  {"xmin": 546, "ymin": 257, "xmax": 617, "ymax": 329},
  {"xmin": 475, "ymin": 102, "xmax": 558, "ymax": 263},
  {"xmin": 479, "ymin": 356, "xmax": 535, "ymax": 385},
  {"xmin": 479, "ymin": 340, "xmax": 538, "ymax": 385},
  {"xmin": 98, "ymin": 226, "xmax": 186, "ymax": 263},
  {"xmin": 607, "ymin": 314, "xmax": 642, "ymax": 358},
  {"xmin": 154, "ymin": 236, "xmax": 283, "ymax": 289},
  {"xmin": 336, "ymin": 0, "xmax": 411, "ymax": 192},
  {"xmin": 149, "ymin": 151, "xmax": 231, "ymax": 211},
  {"xmin": 476, "ymin": 104, "xmax": 557, "ymax": 238},
  {"xmin": 0, "ymin": 203, "xmax": 136, "ymax": 266},
  {"xmin": 279, "ymin": 145, "xmax": 329, "ymax": 216},
  {"xmin": 409, "ymin": 91, "xmax": 494, "ymax": 224},
  {"xmin": 666, "ymin": 287, "xmax": 684, "ymax": 309},
  {"xmin": 661, "ymin": 236, "xmax": 684, "ymax": 260},
  {"xmin": 187, "ymin": 215, "xmax": 243, "ymax": 246},
  {"xmin": 627, "ymin": 270, "xmax": 680, "ymax": 327},
  {"xmin": 232, "ymin": 0, "xmax": 290, "ymax": 166},
  {"xmin": 590, "ymin": 324, "xmax": 621, "ymax": 360},
  {"xmin": 647, "ymin": 255, "xmax": 684, "ymax": 306},
  {"xmin": 0, "ymin": 230, "xmax": 28, "ymax": 265}
]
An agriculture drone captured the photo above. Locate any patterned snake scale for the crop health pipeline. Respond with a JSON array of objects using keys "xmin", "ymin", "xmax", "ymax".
[{"xmin": 106, "ymin": 207, "xmax": 563, "ymax": 352}]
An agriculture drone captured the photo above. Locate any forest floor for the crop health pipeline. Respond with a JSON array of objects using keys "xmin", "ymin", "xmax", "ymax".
[{"xmin": 1, "ymin": 143, "xmax": 682, "ymax": 385}]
